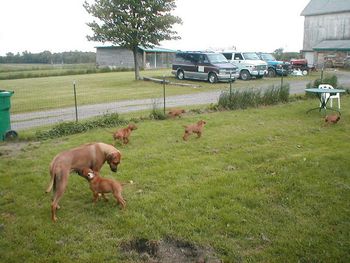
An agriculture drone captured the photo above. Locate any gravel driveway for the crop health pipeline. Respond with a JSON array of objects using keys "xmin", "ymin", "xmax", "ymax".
[{"xmin": 11, "ymin": 71, "xmax": 350, "ymax": 131}]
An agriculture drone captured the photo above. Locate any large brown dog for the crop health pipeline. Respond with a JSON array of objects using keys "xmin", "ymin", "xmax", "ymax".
[
  {"xmin": 183, "ymin": 120, "xmax": 207, "ymax": 141},
  {"xmin": 46, "ymin": 142, "xmax": 121, "ymax": 222},
  {"xmin": 113, "ymin": 123, "xmax": 137, "ymax": 145},
  {"xmin": 81, "ymin": 168, "xmax": 126, "ymax": 209}
]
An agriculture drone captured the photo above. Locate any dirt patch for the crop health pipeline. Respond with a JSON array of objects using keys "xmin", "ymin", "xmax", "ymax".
[
  {"xmin": 0, "ymin": 141, "xmax": 40, "ymax": 157},
  {"xmin": 120, "ymin": 237, "xmax": 221, "ymax": 263}
]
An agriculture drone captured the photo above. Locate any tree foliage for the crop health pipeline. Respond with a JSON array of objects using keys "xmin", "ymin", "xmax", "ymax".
[
  {"xmin": 273, "ymin": 47, "xmax": 301, "ymax": 61},
  {"xmin": 0, "ymin": 51, "xmax": 96, "ymax": 64},
  {"xmin": 84, "ymin": 0, "xmax": 182, "ymax": 79}
]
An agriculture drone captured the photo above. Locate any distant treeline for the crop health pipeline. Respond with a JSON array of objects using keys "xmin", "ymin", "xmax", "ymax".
[{"xmin": 0, "ymin": 51, "xmax": 96, "ymax": 64}]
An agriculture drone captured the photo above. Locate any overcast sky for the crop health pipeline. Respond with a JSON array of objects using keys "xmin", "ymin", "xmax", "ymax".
[{"xmin": 0, "ymin": 0, "xmax": 310, "ymax": 56}]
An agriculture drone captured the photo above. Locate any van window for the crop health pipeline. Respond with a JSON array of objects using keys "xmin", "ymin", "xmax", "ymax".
[
  {"xmin": 234, "ymin": 53, "xmax": 243, "ymax": 60},
  {"xmin": 223, "ymin": 53, "xmax": 232, "ymax": 60},
  {"xmin": 198, "ymin": 54, "xmax": 209, "ymax": 63}
]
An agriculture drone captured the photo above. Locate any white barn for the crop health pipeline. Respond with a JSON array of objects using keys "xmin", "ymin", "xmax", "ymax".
[{"xmin": 301, "ymin": 0, "xmax": 350, "ymax": 67}]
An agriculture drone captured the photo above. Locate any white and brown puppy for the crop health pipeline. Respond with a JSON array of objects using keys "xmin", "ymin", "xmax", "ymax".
[
  {"xmin": 81, "ymin": 168, "xmax": 126, "ymax": 209},
  {"xmin": 46, "ymin": 142, "xmax": 121, "ymax": 222}
]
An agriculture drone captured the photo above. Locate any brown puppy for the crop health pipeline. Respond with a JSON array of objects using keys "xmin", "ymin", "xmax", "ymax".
[
  {"xmin": 325, "ymin": 114, "xmax": 340, "ymax": 124},
  {"xmin": 183, "ymin": 120, "xmax": 207, "ymax": 141},
  {"xmin": 46, "ymin": 142, "xmax": 121, "ymax": 222},
  {"xmin": 113, "ymin": 123, "xmax": 137, "ymax": 144},
  {"xmin": 81, "ymin": 168, "xmax": 126, "ymax": 209},
  {"xmin": 168, "ymin": 109, "xmax": 185, "ymax": 118}
]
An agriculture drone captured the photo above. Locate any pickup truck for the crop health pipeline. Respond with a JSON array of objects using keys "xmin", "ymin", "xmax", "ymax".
[{"xmin": 257, "ymin": 52, "xmax": 291, "ymax": 77}]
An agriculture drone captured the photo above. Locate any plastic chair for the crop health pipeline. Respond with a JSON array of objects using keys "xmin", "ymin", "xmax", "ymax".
[{"xmin": 318, "ymin": 84, "xmax": 340, "ymax": 109}]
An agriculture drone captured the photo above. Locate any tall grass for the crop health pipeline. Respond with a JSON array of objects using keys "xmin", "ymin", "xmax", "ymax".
[{"xmin": 218, "ymin": 84, "xmax": 290, "ymax": 110}]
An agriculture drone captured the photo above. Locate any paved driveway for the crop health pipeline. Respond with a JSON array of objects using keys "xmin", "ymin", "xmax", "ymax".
[{"xmin": 11, "ymin": 71, "xmax": 350, "ymax": 131}]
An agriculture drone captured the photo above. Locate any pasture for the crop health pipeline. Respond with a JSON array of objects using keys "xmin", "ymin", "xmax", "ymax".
[{"xmin": 1, "ymin": 96, "xmax": 349, "ymax": 262}]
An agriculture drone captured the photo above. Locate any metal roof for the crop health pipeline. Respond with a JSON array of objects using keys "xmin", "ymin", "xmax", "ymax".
[
  {"xmin": 313, "ymin": 40, "xmax": 350, "ymax": 51},
  {"xmin": 95, "ymin": 45, "xmax": 176, "ymax": 53},
  {"xmin": 138, "ymin": 46, "xmax": 177, "ymax": 53},
  {"xmin": 301, "ymin": 0, "xmax": 350, "ymax": 16}
]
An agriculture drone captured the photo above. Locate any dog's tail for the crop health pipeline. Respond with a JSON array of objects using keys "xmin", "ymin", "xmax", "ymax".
[
  {"xmin": 45, "ymin": 171, "xmax": 55, "ymax": 193},
  {"xmin": 45, "ymin": 161, "xmax": 56, "ymax": 193}
]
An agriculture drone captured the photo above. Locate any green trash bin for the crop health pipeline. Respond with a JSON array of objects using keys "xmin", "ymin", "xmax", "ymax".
[{"xmin": 0, "ymin": 90, "xmax": 17, "ymax": 141}]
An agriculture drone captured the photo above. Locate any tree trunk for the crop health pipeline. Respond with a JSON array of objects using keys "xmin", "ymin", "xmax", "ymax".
[{"xmin": 132, "ymin": 47, "xmax": 140, "ymax": 80}]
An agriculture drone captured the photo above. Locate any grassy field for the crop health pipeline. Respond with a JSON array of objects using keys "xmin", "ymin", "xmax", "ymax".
[
  {"xmin": 0, "ymin": 68, "xmax": 319, "ymax": 114},
  {"xmin": 0, "ymin": 96, "xmax": 349, "ymax": 262}
]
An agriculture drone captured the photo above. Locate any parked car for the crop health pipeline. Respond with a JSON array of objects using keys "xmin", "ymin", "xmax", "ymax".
[
  {"xmin": 171, "ymin": 51, "xmax": 238, "ymax": 83},
  {"xmin": 221, "ymin": 51, "xmax": 267, "ymax": 80},
  {"xmin": 256, "ymin": 52, "xmax": 291, "ymax": 77}
]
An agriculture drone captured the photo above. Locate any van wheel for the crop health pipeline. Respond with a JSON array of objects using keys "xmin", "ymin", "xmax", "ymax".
[
  {"xmin": 240, "ymin": 70, "xmax": 251, "ymax": 80},
  {"xmin": 208, "ymin": 73, "xmax": 218, "ymax": 83},
  {"xmin": 267, "ymin": 68, "xmax": 276, "ymax": 77},
  {"xmin": 177, "ymin": 70, "xmax": 185, "ymax": 80}
]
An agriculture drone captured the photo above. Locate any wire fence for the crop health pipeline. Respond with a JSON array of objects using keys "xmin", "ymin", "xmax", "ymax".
[
  {"xmin": 7, "ymin": 69, "xmax": 349, "ymax": 132},
  {"xmin": 9, "ymin": 78, "xmax": 220, "ymax": 131}
]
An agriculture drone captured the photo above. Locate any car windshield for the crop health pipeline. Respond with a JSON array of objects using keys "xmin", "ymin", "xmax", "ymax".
[
  {"xmin": 243, "ymin": 52, "xmax": 260, "ymax": 60},
  {"xmin": 207, "ymin": 53, "xmax": 228, "ymax": 63},
  {"xmin": 261, "ymin": 53, "xmax": 276, "ymax": 61}
]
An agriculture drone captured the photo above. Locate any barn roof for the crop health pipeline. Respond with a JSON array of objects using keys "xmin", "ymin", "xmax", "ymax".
[
  {"xmin": 301, "ymin": 0, "xmax": 350, "ymax": 16},
  {"xmin": 313, "ymin": 40, "xmax": 350, "ymax": 51}
]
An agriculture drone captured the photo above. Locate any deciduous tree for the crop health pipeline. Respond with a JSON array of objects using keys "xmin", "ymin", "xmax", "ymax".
[{"xmin": 84, "ymin": 0, "xmax": 182, "ymax": 80}]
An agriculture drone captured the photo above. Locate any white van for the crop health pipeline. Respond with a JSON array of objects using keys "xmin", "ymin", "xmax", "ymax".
[{"xmin": 221, "ymin": 51, "xmax": 268, "ymax": 80}]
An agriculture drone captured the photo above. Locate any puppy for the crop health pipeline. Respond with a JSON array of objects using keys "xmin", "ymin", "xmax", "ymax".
[
  {"xmin": 168, "ymin": 109, "xmax": 185, "ymax": 118},
  {"xmin": 113, "ymin": 123, "xmax": 137, "ymax": 144},
  {"xmin": 324, "ymin": 114, "xmax": 340, "ymax": 124},
  {"xmin": 81, "ymin": 168, "xmax": 126, "ymax": 209},
  {"xmin": 183, "ymin": 120, "xmax": 207, "ymax": 141}
]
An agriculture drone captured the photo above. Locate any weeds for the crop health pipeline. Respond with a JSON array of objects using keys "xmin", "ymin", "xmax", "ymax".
[
  {"xmin": 218, "ymin": 84, "xmax": 290, "ymax": 110},
  {"xmin": 35, "ymin": 113, "xmax": 127, "ymax": 139},
  {"xmin": 149, "ymin": 100, "xmax": 166, "ymax": 120}
]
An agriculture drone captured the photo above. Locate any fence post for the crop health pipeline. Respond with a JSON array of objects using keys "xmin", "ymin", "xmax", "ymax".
[
  {"xmin": 280, "ymin": 70, "xmax": 284, "ymax": 88},
  {"xmin": 73, "ymin": 81, "xmax": 78, "ymax": 122},
  {"xmin": 163, "ymin": 75, "xmax": 166, "ymax": 115},
  {"xmin": 229, "ymin": 71, "xmax": 232, "ymax": 97}
]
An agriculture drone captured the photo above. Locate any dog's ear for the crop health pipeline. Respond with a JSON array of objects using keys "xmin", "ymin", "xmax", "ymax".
[
  {"xmin": 81, "ymin": 167, "xmax": 90, "ymax": 176},
  {"xmin": 107, "ymin": 152, "xmax": 121, "ymax": 163}
]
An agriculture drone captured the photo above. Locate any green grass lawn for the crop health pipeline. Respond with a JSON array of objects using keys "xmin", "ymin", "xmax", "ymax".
[
  {"xmin": 0, "ymin": 97, "xmax": 349, "ymax": 262},
  {"xmin": 0, "ymin": 68, "xmax": 316, "ymax": 114}
]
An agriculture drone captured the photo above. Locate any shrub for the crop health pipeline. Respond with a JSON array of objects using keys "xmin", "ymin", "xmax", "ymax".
[
  {"xmin": 218, "ymin": 84, "xmax": 290, "ymax": 110},
  {"xmin": 35, "ymin": 113, "xmax": 127, "ymax": 139},
  {"xmin": 149, "ymin": 100, "xmax": 166, "ymax": 120},
  {"xmin": 306, "ymin": 74, "xmax": 338, "ymax": 89}
]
